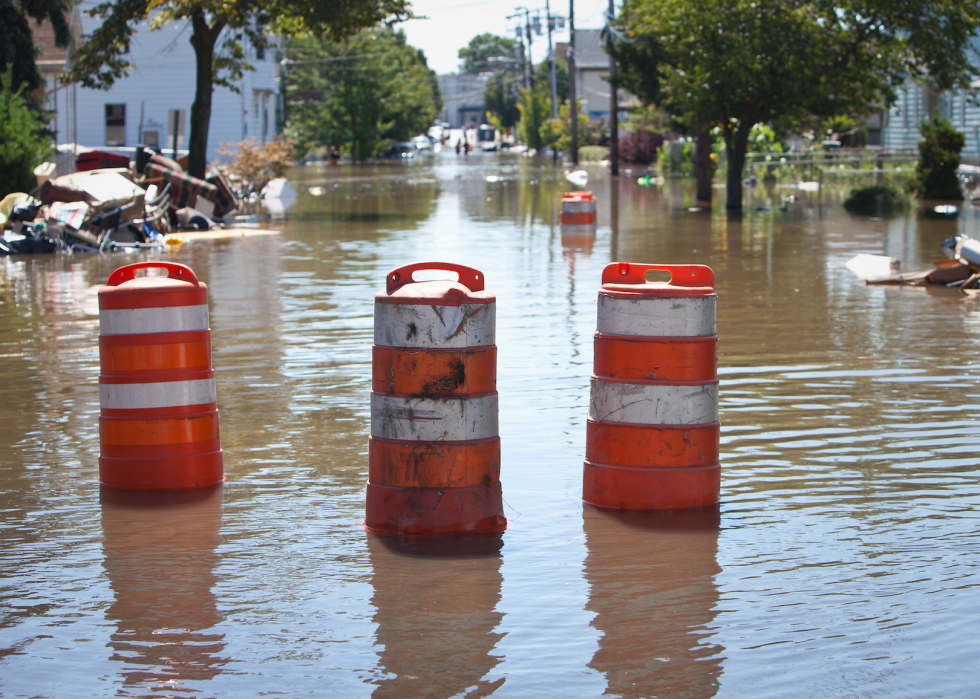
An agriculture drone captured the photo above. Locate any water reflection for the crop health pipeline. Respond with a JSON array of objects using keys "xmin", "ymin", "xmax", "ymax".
[
  {"xmin": 367, "ymin": 534, "xmax": 504, "ymax": 698},
  {"xmin": 101, "ymin": 486, "xmax": 226, "ymax": 696},
  {"xmin": 583, "ymin": 505, "xmax": 723, "ymax": 699}
]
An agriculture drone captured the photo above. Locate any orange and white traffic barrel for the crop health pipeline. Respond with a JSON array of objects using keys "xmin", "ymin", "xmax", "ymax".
[
  {"xmin": 366, "ymin": 262, "xmax": 506, "ymax": 536},
  {"xmin": 561, "ymin": 191, "xmax": 597, "ymax": 226},
  {"xmin": 584, "ymin": 262, "xmax": 719, "ymax": 509},
  {"xmin": 98, "ymin": 262, "xmax": 223, "ymax": 490}
]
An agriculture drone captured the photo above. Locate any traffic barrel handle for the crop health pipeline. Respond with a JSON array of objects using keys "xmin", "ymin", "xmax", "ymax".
[
  {"xmin": 106, "ymin": 262, "xmax": 200, "ymax": 287},
  {"xmin": 601, "ymin": 262, "xmax": 714, "ymax": 288},
  {"xmin": 387, "ymin": 261, "xmax": 485, "ymax": 294}
]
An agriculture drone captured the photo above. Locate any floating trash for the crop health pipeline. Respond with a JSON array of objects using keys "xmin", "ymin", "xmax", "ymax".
[{"xmin": 308, "ymin": 186, "xmax": 325, "ymax": 196}]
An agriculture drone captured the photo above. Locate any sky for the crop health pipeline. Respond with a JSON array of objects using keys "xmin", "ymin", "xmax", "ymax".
[{"xmin": 396, "ymin": 0, "xmax": 615, "ymax": 75}]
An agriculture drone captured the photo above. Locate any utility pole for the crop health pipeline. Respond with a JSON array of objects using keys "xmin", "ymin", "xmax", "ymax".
[
  {"xmin": 607, "ymin": 0, "xmax": 618, "ymax": 176},
  {"xmin": 546, "ymin": 0, "xmax": 558, "ymax": 120},
  {"xmin": 508, "ymin": 8, "xmax": 533, "ymax": 89},
  {"xmin": 525, "ymin": 10, "xmax": 534, "ymax": 88},
  {"xmin": 569, "ymin": 0, "xmax": 578, "ymax": 165}
]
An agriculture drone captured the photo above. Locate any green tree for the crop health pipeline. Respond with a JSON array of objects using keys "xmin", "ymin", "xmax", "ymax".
[
  {"xmin": 487, "ymin": 58, "xmax": 566, "ymax": 130},
  {"xmin": 609, "ymin": 29, "xmax": 717, "ymax": 201},
  {"xmin": 548, "ymin": 98, "xmax": 589, "ymax": 152},
  {"xmin": 0, "ymin": 67, "xmax": 53, "ymax": 197},
  {"xmin": 285, "ymin": 28, "xmax": 440, "ymax": 161},
  {"xmin": 908, "ymin": 117, "xmax": 965, "ymax": 201},
  {"xmin": 517, "ymin": 86, "xmax": 552, "ymax": 150},
  {"xmin": 534, "ymin": 56, "xmax": 568, "ymax": 105},
  {"xmin": 484, "ymin": 71, "xmax": 521, "ymax": 129},
  {"xmin": 617, "ymin": 0, "xmax": 980, "ymax": 211},
  {"xmin": 0, "ymin": 0, "xmax": 72, "ymax": 97},
  {"xmin": 458, "ymin": 33, "xmax": 518, "ymax": 74},
  {"xmin": 66, "ymin": 0, "xmax": 411, "ymax": 179}
]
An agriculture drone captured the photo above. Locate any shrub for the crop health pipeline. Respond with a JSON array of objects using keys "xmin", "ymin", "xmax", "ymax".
[
  {"xmin": 217, "ymin": 137, "xmax": 295, "ymax": 195},
  {"xmin": 619, "ymin": 129, "xmax": 663, "ymax": 165},
  {"xmin": 907, "ymin": 117, "xmax": 965, "ymax": 200},
  {"xmin": 843, "ymin": 185, "xmax": 907, "ymax": 216},
  {"xmin": 578, "ymin": 145, "xmax": 609, "ymax": 162},
  {"xmin": 0, "ymin": 67, "xmax": 52, "ymax": 198}
]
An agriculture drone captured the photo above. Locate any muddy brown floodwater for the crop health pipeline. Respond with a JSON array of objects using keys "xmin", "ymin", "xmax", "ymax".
[{"xmin": 1, "ymin": 153, "xmax": 979, "ymax": 698}]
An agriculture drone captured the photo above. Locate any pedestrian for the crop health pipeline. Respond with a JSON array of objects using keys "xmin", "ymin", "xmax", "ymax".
[
  {"xmin": 456, "ymin": 139, "xmax": 462, "ymax": 156},
  {"xmin": 464, "ymin": 138, "xmax": 470, "ymax": 156}
]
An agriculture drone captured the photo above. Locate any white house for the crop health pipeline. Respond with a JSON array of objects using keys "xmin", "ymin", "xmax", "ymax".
[
  {"xmin": 53, "ymin": 14, "xmax": 281, "ymax": 162},
  {"xmin": 881, "ymin": 82, "xmax": 980, "ymax": 156}
]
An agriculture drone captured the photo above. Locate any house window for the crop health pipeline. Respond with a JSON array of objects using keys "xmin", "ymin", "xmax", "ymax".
[
  {"xmin": 143, "ymin": 130, "xmax": 160, "ymax": 148},
  {"xmin": 106, "ymin": 104, "xmax": 126, "ymax": 146},
  {"xmin": 256, "ymin": 45, "xmax": 265, "ymax": 60}
]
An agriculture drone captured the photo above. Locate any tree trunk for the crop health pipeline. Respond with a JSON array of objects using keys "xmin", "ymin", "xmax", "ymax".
[
  {"xmin": 725, "ymin": 122, "xmax": 752, "ymax": 211},
  {"xmin": 188, "ymin": 13, "xmax": 224, "ymax": 179},
  {"xmin": 695, "ymin": 120, "xmax": 712, "ymax": 204}
]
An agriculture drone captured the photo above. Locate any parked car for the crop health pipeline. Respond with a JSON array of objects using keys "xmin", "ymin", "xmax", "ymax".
[{"xmin": 382, "ymin": 143, "xmax": 416, "ymax": 159}]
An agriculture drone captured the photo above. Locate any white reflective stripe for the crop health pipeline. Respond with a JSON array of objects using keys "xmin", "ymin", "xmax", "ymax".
[
  {"xmin": 597, "ymin": 294, "xmax": 715, "ymax": 337},
  {"xmin": 100, "ymin": 378, "xmax": 217, "ymax": 410},
  {"xmin": 561, "ymin": 201, "xmax": 596, "ymax": 213},
  {"xmin": 374, "ymin": 303, "xmax": 495, "ymax": 348},
  {"xmin": 371, "ymin": 393, "xmax": 498, "ymax": 441},
  {"xmin": 589, "ymin": 379, "xmax": 718, "ymax": 424},
  {"xmin": 561, "ymin": 223, "xmax": 597, "ymax": 234},
  {"xmin": 100, "ymin": 305, "xmax": 209, "ymax": 336}
]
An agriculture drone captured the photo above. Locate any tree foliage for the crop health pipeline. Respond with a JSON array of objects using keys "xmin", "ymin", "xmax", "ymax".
[
  {"xmin": 0, "ymin": 67, "xmax": 53, "ymax": 198},
  {"xmin": 617, "ymin": 0, "xmax": 980, "ymax": 210},
  {"xmin": 66, "ymin": 0, "xmax": 411, "ymax": 178},
  {"xmin": 217, "ymin": 136, "xmax": 295, "ymax": 194},
  {"xmin": 285, "ymin": 28, "xmax": 440, "ymax": 161},
  {"xmin": 517, "ymin": 86, "xmax": 553, "ymax": 150},
  {"xmin": 0, "ymin": 0, "xmax": 72, "ymax": 97},
  {"xmin": 484, "ymin": 71, "xmax": 521, "ymax": 129},
  {"xmin": 908, "ymin": 117, "xmax": 965, "ymax": 201},
  {"xmin": 534, "ymin": 56, "xmax": 568, "ymax": 106},
  {"xmin": 458, "ymin": 33, "xmax": 518, "ymax": 74},
  {"xmin": 486, "ymin": 58, "xmax": 567, "ymax": 130}
]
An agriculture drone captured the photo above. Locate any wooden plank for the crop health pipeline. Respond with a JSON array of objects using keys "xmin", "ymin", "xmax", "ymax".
[{"xmin": 163, "ymin": 228, "xmax": 280, "ymax": 243}]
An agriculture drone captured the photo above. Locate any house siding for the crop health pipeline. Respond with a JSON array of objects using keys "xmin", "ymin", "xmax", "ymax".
[
  {"xmin": 882, "ymin": 82, "xmax": 980, "ymax": 157},
  {"xmin": 58, "ymin": 16, "xmax": 279, "ymax": 162}
]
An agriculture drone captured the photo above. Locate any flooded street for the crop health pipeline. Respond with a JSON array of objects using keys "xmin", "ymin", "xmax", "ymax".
[{"xmin": 2, "ymin": 152, "xmax": 979, "ymax": 698}]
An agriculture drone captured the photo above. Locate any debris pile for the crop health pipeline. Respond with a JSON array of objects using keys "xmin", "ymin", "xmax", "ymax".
[
  {"xmin": 847, "ymin": 235, "xmax": 980, "ymax": 296},
  {"xmin": 1, "ymin": 148, "xmax": 290, "ymax": 256}
]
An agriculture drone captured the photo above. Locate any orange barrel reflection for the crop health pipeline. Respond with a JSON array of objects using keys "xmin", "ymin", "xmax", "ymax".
[
  {"xmin": 583, "ymin": 504, "xmax": 722, "ymax": 698},
  {"xmin": 101, "ymin": 485, "xmax": 226, "ymax": 694},
  {"xmin": 562, "ymin": 222, "xmax": 597, "ymax": 256},
  {"xmin": 367, "ymin": 534, "xmax": 505, "ymax": 698}
]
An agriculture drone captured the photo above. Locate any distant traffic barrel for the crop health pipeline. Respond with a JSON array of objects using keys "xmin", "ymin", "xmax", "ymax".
[
  {"xmin": 366, "ymin": 262, "xmax": 506, "ymax": 535},
  {"xmin": 584, "ymin": 262, "xmax": 719, "ymax": 509},
  {"xmin": 561, "ymin": 191, "xmax": 597, "ymax": 226},
  {"xmin": 98, "ymin": 262, "xmax": 223, "ymax": 490}
]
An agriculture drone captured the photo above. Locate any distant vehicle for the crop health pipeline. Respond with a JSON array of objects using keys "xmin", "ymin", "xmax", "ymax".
[
  {"xmin": 383, "ymin": 142, "xmax": 416, "ymax": 159},
  {"xmin": 412, "ymin": 136, "xmax": 432, "ymax": 152},
  {"xmin": 477, "ymin": 124, "xmax": 497, "ymax": 143}
]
